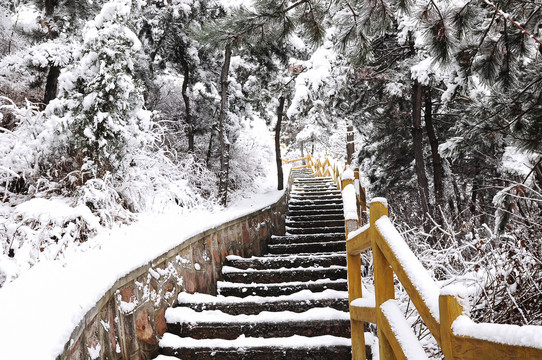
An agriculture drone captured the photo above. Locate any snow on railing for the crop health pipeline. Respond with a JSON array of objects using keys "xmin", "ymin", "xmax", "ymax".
[{"xmin": 341, "ymin": 189, "xmax": 542, "ymax": 359}]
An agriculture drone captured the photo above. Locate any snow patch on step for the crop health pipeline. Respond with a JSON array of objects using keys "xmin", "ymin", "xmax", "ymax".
[
  {"xmin": 270, "ymin": 240, "xmax": 345, "ymax": 247},
  {"xmin": 177, "ymin": 289, "xmax": 348, "ymax": 305},
  {"xmin": 221, "ymin": 265, "xmax": 347, "ymax": 274},
  {"xmin": 160, "ymin": 333, "xmax": 351, "ymax": 349},
  {"xmin": 226, "ymin": 253, "xmax": 345, "ymax": 262},
  {"xmin": 262, "ymin": 251, "xmax": 347, "ymax": 258},
  {"xmin": 217, "ymin": 278, "xmax": 347, "ymax": 289},
  {"xmin": 165, "ymin": 306, "xmax": 350, "ymax": 324},
  {"xmin": 283, "ymin": 231, "xmax": 345, "ymax": 237}
]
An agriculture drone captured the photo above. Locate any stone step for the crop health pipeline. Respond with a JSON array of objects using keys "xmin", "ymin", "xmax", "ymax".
[
  {"xmin": 287, "ymin": 214, "xmax": 344, "ymax": 222},
  {"xmin": 286, "ymin": 225, "xmax": 345, "ymax": 235},
  {"xmin": 293, "ymin": 177, "xmax": 333, "ymax": 183},
  {"xmin": 165, "ymin": 307, "xmax": 351, "ymax": 340},
  {"xmin": 293, "ymin": 183, "xmax": 336, "ymax": 187},
  {"xmin": 221, "ymin": 265, "xmax": 347, "ymax": 284},
  {"xmin": 268, "ymin": 241, "xmax": 346, "ymax": 254},
  {"xmin": 175, "ymin": 289, "xmax": 349, "ymax": 315},
  {"xmin": 289, "ymin": 198, "xmax": 343, "ymax": 206},
  {"xmin": 288, "ymin": 208, "xmax": 343, "ymax": 217},
  {"xmin": 217, "ymin": 278, "xmax": 348, "ymax": 297},
  {"xmin": 290, "ymin": 193, "xmax": 342, "ymax": 200},
  {"xmin": 292, "ymin": 180, "xmax": 335, "ymax": 185},
  {"xmin": 292, "ymin": 184, "xmax": 337, "ymax": 190},
  {"xmin": 289, "ymin": 205, "xmax": 343, "ymax": 213},
  {"xmin": 271, "ymin": 233, "xmax": 344, "ymax": 244},
  {"xmin": 285, "ymin": 220, "xmax": 345, "ymax": 229},
  {"xmin": 225, "ymin": 253, "xmax": 346, "ymax": 270},
  {"xmin": 286, "ymin": 212, "xmax": 344, "ymax": 221},
  {"xmin": 159, "ymin": 334, "xmax": 353, "ymax": 360}
]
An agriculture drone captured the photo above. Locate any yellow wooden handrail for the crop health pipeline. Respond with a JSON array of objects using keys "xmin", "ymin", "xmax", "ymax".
[
  {"xmin": 282, "ymin": 156, "xmax": 308, "ymax": 164},
  {"xmin": 343, "ymin": 194, "xmax": 542, "ymax": 359}
]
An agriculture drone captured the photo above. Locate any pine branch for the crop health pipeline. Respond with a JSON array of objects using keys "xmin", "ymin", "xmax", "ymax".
[
  {"xmin": 482, "ymin": 0, "xmax": 542, "ymax": 48},
  {"xmin": 284, "ymin": 0, "xmax": 311, "ymax": 13},
  {"xmin": 344, "ymin": 0, "xmax": 359, "ymax": 22}
]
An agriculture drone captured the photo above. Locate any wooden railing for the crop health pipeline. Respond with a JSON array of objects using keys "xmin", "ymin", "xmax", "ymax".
[
  {"xmin": 339, "ymin": 174, "xmax": 542, "ymax": 359},
  {"xmin": 287, "ymin": 151, "xmax": 542, "ymax": 359}
]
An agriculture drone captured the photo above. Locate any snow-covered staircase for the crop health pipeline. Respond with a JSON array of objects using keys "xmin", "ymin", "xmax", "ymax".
[{"xmin": 156, "ymin": 169, "xmax": 354, "ymax": 359}]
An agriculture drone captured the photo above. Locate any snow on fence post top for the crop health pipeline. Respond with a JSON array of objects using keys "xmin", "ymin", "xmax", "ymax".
[
  {"xmin": 341, "ymin": 168, "xmax": 358, "ymax": 233},
  {"xmin": 342, "ymin": 168, "xmax": 355, "ymax": 181},
  {"xmin": 370, "ymin": 197, "xmax": 388, "ymax": 208},
  {"xmin": 342, "ymin": 184, "xmax": 358, "ymax": 222}
]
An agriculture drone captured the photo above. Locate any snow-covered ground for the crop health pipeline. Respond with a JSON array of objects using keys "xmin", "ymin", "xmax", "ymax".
[{"xmin": 0, "ymin": 188, "xmax": 285, "ymax": 360}]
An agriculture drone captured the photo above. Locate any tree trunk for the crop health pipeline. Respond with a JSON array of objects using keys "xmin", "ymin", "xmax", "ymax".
[
  {"xmin": 412, "ymin": 81, "xmax": 431, "ymax": 219},
  {"xmin": 44, "ymin": 65, "xmax": 60, "ymax": 105},
  {"xmin": 181, "ymin": 57, "xmax": 194, "ymax": 152},
  {"xmin": 424, "ymin": 87, "xmax": 444, "ymax": 210},
  {"xmin": 300, "ymin": 141, "xmax": 305, "ymax": 165},
  {"xmin": 535, "ymin": 162, "xmax": 542, "ymax": 189},
  {"xmin": 218, "ymin": 45, "xmax": 232, "ymax": 206},
  {"xmin": 43, "ymin": 0, "xmax": 60, "ymax": 105},
  {"xmin": 470, "ymin": 177, "xmax": 480, "ymax": 225},
  {"xmin": 206, "ymin": 129, "xmax": 214, "ymax": 169},
  {"xmin": 44, "ymin": 0, "xmax": 55, "ymax": 16},
  {"xmin": 275, "ymin": 96, "xmax": 285, "ymax": 190},
  {"xmin": 346, "ymin": 124, "xmax": 354, "ymax": 164}
]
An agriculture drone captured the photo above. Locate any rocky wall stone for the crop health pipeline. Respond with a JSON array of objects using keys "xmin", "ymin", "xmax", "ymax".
[{"xmin": 58, "ymin": 189, "xmax": 288, "ymax": 360}]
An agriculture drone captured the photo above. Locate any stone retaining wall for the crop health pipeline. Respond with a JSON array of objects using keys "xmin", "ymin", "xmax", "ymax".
[{"xmin": 58, "ymin": 190, "xmax": 288, "ymax": 360}]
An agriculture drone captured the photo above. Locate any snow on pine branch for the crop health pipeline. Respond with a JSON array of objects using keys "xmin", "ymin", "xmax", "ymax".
[{"xmin": 482, "ymin": 0, "xmax": 542, "ymax": 48}]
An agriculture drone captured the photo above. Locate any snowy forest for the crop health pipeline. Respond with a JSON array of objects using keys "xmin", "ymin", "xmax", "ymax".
[{"xmin": 1, "ymin": 0, "xmax": 542, "ymax": 339}]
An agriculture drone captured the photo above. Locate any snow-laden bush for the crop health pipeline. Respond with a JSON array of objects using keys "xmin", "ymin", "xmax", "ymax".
[
  {"xmin": 0, "ymin": 98, "xmax": 50, "ymax": 200},
  {"xmin": 0, "ymin": 197, "xmax": 101, "ymax": 287}
]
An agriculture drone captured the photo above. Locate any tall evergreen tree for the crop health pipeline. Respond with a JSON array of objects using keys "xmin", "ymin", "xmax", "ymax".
[{"xmin": 45, "ymin": 0, "xmax": 152, "ymax": 182}]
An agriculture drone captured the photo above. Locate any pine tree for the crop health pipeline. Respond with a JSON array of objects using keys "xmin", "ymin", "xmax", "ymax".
[
  {"xmin": 195, "ymin": 0, "xmax": 326, "ymax": 205},
  {"xmin": 45, "ymin": 0, "xmax": 152, "ymax": 183}
]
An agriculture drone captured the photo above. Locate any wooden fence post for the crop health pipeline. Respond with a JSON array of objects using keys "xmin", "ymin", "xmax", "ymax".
[
  {"xmin": 439, "ymin": 295, "xmax": 463, "ymax": 359},
  {"xmin": 307, "ymin": 154, "xmax": 313, "ymax": 174},
  {"xmin": 370, "ymin": 199, "xmax": 396, "ymax": 360},
  {"xmin": 342, "ymin": 176, "xmax": 365, "ymax": 360}
]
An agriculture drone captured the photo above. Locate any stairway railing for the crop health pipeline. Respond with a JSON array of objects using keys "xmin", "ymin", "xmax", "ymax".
[
  {"xmin": 286, "ymin": 152, "xmax": 542, "ymax": 359},
  {"xmin": 341, "ymin": 177, "xmax": 542, "ymax": 359}
]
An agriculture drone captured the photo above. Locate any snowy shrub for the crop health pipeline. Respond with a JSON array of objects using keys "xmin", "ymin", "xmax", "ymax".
[
  {"xmin": 113, "ymin": 148, "xmax": 219, "ymax": 214},
  {"xmin": 0, "ymin": 40, "xmax": 74, "ymax": 85},
  {"xmin": 0, "ymin": 98, "xmax": 51, "ymax": 201},
  {"xmin": 76, "ymin": 177, "xmax": 130, "ymax": 227},
  {"xmin": 0, "ymin": 197, "xmax": 101, "ymax": 287},
  {"xmin": 391, "ymin": 212, "xmax": 542, "ymax": 330}
]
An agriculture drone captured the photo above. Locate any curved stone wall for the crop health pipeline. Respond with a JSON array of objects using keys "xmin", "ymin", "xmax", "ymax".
[{"xmin": 58, "ymin": 190, "xmax": 288, "ymax": 360}]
